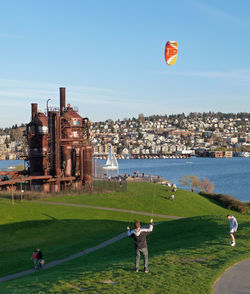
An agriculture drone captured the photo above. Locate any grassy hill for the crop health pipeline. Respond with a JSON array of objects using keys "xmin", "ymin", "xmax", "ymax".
[
  {"xmin": 40, "ymin": 182, "xmax": 233, "ymax": 217},
  {"xmin": 0, "ymin": 182, "xmax": 249, "ymax": 293}
]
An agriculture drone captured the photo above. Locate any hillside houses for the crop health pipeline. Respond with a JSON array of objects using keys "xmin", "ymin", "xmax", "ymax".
[{"xmin": 90, "ymin": 112, "xmax": 250, "ymax": 157}]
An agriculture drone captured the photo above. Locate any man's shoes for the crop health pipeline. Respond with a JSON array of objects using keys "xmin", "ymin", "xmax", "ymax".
[
  {"xmin": 230, "ymin": 242, "xmax": 236, "ymax": 246},
  {"xmin": 135, "ymin": 269, "xmax": 139, "ymax": 272},
  {"xmin": 144, "ymin": 269, "xmax": 149, "ymax": 273}
]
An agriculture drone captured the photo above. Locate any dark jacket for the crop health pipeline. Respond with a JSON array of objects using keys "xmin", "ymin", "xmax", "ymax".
[
  {"xmin": 127, "ymin": 224, "xmax": 153, "ymax": 249},
  {"xmin": 37, "ymin": 250, "xmax": 43, "ymax": 259}
]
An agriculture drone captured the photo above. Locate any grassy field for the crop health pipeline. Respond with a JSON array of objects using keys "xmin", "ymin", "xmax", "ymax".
[
  {"xmin": 0, "ymin": 198, "xmax": 165, "ymax": 277},
  {"xmin": 0, "ymin": 182, "xmax": 249, "ymax": 293},
  {"xmin": 38, "ymin": 182, "xmax": 233, "ymax": 217}
]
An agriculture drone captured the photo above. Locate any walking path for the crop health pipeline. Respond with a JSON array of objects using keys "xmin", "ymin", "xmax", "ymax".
[
  {"xmin": 213, "ymin": 257, "xmax": 250, "ymax": 294},
  {"xmin": 0, "ymin": 231, "xmax": 128, "ymax": 283},
  {"xmin": 3, "ymin": 200, "xmax": 248, "ymax": 292},
  {"xmin": 0, "ymin": 202, "xmax": 182, "ymax": 283},
  {"xmin": 34, "ymin": 200, "xmax": 183, "ymax": 219}
]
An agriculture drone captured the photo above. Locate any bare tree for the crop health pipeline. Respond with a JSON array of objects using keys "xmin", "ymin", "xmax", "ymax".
[
  {"xmin": 179, "ymin": 175, "xmax": 201, "ymax": 192},
  {"xmin": 201, "ymin": 178, "xmax": 214, "ymax": 193}
]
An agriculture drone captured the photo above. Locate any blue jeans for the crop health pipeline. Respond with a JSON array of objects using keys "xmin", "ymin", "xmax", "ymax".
[
  {"xmin": 135, "ymin": 247, "xmax": 148, "ymax": 271},
  {"xmin": 37, "ymin": 259, "xmax": 42, "ymax": 269}
]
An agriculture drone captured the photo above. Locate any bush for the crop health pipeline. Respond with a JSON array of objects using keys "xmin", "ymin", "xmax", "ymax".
[{"xmin": 199, "ymin": 191, "xmax": 248, "ymax": 213}]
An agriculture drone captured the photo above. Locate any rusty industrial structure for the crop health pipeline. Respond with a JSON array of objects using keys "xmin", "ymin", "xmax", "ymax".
[
  {"xmin": 0, "ymin": 87, "xmax": 93, "ymax": 193},
  {"xmin": 26, "ymin": 87, "xmax": 93, "ymax": 192}
]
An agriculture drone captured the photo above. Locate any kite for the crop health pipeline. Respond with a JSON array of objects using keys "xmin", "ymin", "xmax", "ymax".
[{"xmin": 165, "ymin": 41, "xmax": 178, "ymax": 65}]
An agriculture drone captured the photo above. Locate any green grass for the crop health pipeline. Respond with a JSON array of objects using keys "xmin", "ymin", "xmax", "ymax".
[
  {"xmin": 1, "ymin": 215, "xmax": 249, "ymax": 294},
  {"xmin": 40, "ymin": 182, "xmax": 232, "ymax": 217},
  {"xmin": 0, "ymin": 182, "xmax": 249, "ymax": 293},
  {"xmin": 0, "ymin": 198, "xmax": 165, "ymax": 277}
]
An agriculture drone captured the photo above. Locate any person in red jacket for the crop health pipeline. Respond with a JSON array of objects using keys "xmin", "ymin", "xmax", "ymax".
[
  {"xmin": 30, "ymin": 250, "xmax": 38, "ymax": 269},
  {"xmin": 127, "ymin": 219, "xmax": 154, "ymax": 273}
]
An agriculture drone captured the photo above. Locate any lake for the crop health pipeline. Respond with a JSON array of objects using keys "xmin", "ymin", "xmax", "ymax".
[
  {"xmin": 1, "ymin": 158, "xmax": 249, "ymax": 202},
  {"xmin": 116, "ymin": 157, "xmax": 250, "ymax": 202}
]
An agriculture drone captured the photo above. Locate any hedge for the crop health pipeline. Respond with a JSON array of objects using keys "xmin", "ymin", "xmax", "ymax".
[{"xmin": 199, "ymin": 191, "xmax": 248, "ymax": 213}]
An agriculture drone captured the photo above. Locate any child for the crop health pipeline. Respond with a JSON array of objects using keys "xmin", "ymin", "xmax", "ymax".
[
  {"xmin": 31, "ymin": 250, "xmax": 38, "ymax": 269},
  {"xmin": 227, "ymin": 214, "xmax": 238, "ymax": 246}
]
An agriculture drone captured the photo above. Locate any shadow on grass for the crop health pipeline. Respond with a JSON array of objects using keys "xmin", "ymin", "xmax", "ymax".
[
  {"xmin": 0, "ymin": 219, "xmax": 128, "ymax": 278},
  {"xmin": 1, "ymin": 215, "xmax": 250, "ymax": 293}
]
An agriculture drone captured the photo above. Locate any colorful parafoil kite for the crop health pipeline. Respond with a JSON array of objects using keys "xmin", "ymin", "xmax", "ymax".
[{"xmin": 165, "ymin": 41, "xmax": 178, "ymax": 65}]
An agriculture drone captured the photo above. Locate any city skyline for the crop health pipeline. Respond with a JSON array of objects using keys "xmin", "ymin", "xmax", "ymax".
[{"xmin": 0, "ymin": 0, "xmax": 250, "ymax": 127}]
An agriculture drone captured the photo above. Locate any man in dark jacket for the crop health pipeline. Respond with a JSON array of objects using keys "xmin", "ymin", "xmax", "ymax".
[
  {"xmin": 37, "ymin": 248, "xmax": 43, "ymax": 269},
  {"xmin": 127, "ymin": 218, "xmax": 153, "ymax": 273}
]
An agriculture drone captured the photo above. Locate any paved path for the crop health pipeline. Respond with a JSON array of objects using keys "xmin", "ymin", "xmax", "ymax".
[
  {"xmin": 0, "ymin": 231, "xmax": 128, "ymax": 283},
  {"xmin": 0, "ymin": 201, "xmax": 182, "ymax": 283},
  {"xmin": 34, "ymin": 200, "xmax": 183, "ymax": 219},
  {"xmin": 213, "ymin": 257, "xmax": 250, "ymax": 294}
]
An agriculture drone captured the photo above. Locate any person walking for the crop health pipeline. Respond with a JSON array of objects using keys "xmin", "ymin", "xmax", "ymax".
[
  {"xmin": 127, "ymin": 219, "xmax": 154, "ymax": 273},
  {"xmin": 37, "ymin": 248, "xmax": 43, "ymax": 269},
  {"xmin": 30, "ymin": 250, "xmax": 38, "ymax": 269},
  {"xmin": 227, "ymin": 214, "xmax": 238, "ymax": 246}
]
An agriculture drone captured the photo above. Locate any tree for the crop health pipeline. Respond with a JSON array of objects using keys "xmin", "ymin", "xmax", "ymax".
[
  {"xmin": 179, "ymin": 175, "xmax": 201, "ymax": 192},
  {"xmin": 201, "ymin": 178, "xmax": 214, "ymax": 193},
  {"xmin": 5, "ymin": 137, "xmax": 10, "ymax": 148}
]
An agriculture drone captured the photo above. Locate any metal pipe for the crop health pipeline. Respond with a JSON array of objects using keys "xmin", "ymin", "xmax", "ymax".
[
  {"xmin": 31, "ymin": 103, "xmax": 38, "ymax": 120},
  {"xmin": 46, "ymin": 98, "xmax": 51, "ymax": 115},
  {"xmin": 60, "ymin": 87, "xmax": 66, "ymax": 116}
]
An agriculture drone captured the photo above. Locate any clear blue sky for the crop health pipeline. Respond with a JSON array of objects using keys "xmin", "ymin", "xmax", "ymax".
[{"xmin": 0, "ymin": 0, "xmax": 250, "ymax": 127}]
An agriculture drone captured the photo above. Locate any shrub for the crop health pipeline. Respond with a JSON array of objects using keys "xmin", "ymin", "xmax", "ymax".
[{"xmin": 199, "ymin": 191, "xmax": 248, "ymax": 213}]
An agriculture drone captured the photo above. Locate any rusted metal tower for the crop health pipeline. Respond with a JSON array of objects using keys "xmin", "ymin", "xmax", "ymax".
[{"xmin": 25, "ymin": 87, "xmax": 93, "ymax": 192}]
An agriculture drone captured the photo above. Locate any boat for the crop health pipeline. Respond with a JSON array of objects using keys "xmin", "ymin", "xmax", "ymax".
[
  {"xmin": 103, "ymin": 146, "xmax": 119, "ymax": 170},
  {"xmin": 8, "ymin": 166, "xmax": 16, "ymax": 170}
]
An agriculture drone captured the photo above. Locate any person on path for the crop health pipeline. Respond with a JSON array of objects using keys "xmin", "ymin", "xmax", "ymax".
[
  {"xmin": 127, "ymin": 219, "xmax": 154, "ymax": 273},
  {"xmin": 30, "ymin": 250, "xmax": 38, "ymax": 269},
  {"xmin": 37, "ymin": 248, "xmax": 43, "ymax": 269},
  {"xmin": 227, "ymin": 215, "xmax": 238, "ymax": 246}
]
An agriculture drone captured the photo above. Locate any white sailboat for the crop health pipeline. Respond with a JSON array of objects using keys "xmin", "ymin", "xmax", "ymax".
[{"xmin": 103, "ymin": 146, "xmax": 119, "ymax": 170}]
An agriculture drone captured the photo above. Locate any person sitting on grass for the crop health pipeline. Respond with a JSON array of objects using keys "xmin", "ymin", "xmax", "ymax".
[
  {"xmin": 127, "ymin": 219, "xmax": 154, "ymax": 273},
  {"xmin": 227, "ymin": 214, "xmax": 238, "ymax": 246}
]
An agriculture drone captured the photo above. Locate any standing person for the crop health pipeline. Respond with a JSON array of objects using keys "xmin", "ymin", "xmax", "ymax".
[
  {"xmin": 127, "ymin": 219, "xmax": 154, "ymax": 273},
  {"xmin": 227, "ymin": 215, "xmax": 238, "ymax": 246},
  {"xmin": 30, "ymin": 250, "xmax": 38, "ymax": 269},
  {"xmin": 37, "ymin": 248, "xmax": 43, "ymax": 269}
]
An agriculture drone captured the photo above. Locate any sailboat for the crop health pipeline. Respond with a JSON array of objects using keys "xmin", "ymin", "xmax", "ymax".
[{"xmin": 103, "ymin": 146, "xmax": 119, "ymax": 170}]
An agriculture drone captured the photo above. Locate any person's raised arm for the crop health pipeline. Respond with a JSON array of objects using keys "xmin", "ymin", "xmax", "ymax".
[{"xmin": 127, "ymin": 226, "xmax": 132, "ymax": 236}]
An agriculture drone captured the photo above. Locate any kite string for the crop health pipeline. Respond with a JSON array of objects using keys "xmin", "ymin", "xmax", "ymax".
[
  {"xmin": 131, "ymin": 181, "xmax": 139, "ymax": 224},
  {"xmin": 151, "ymin": 181, "xmax": 157, "ymax": 216}
]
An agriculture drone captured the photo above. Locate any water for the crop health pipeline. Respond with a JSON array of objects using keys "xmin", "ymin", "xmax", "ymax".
[
  {"xmin": 117, "ymin": 157, "xmax": 250, "ymax": 202},
  {"xmin": 0, "ymin": 160, "xmax": 25, "ymax": 171},
  {"xmin": 1, "ymin": 158, "xmax": 249, "ymax": 202}
]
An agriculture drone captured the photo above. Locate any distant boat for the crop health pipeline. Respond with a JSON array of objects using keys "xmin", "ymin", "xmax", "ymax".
[
  {"xmin": 8, "ymin": 166, "xmax": 16, "ymax": 170},
  {"xmin": 103, "ymin": 146, "xmax": 119, "ymax": 170}
]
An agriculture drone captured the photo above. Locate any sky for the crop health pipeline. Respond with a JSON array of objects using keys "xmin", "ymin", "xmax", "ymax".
[{"xmin": 0, "ymin": 0, "xmax": 250, "ymax": 128}]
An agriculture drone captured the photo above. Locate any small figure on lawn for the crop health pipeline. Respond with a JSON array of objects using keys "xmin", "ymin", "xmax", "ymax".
[
  {"xmin": 31, "ymin": 250, "xmax": 38, "ymax": 269},
  {"xmin": 37, "ymin": 248, "xmax": 44, "ymax": 269},
  {"xmin": 227, "ymin": 214, "xmax": 238, "ymax": 246},
  {"xmin": 171, "ymin": 194, "xmax": 175, "ymax": 201},
  {"xmin": 127, "ymin": 219, "xmax": 154, "ymax": 273}
]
